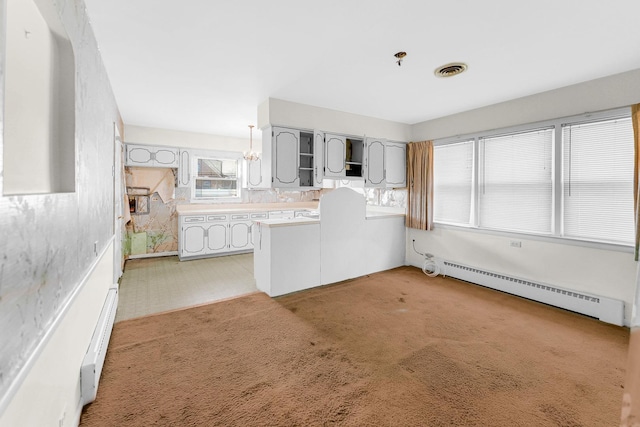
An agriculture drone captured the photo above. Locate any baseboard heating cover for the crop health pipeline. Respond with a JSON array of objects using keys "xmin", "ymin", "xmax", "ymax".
[
  {"xmin": 441, "ymin": 261, "xmax": 624, "ymax": 326},
  {"xmin": 81, "ymin": 285, "xmax": 118, "ymax": 406}
]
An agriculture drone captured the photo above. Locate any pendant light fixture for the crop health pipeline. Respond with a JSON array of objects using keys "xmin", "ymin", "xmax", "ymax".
[{"xmin": 243, "ymin": 124, "xmax": 260, "ymax": 161}]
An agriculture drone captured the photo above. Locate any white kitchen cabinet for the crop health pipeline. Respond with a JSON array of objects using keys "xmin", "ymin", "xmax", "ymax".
[
  {"xmin": 253, "ymin": 126, "xmax": 321, "ymax": 189},
  {"xmin": 246, "ymin": 158, "xmax": 265, "ymax": 188},
  {"xmin": 272, "ymin": 127, "xmax": 300, "ymax": 187},
  {"xmin": 324, "ymin": 134, "xmax": 346, "ymax": 178},
  {"xmin": 385, "ymin": 141, "xmax": 407, "ymax": 188},
  {"xmin": 125, "ymin": 143, "xmax": 179, "ymax": 168},
  {"xmin": 206, "ymin": 215, "xmax": 229, "ymax": 254},
  {"xmin": 179, "ymin": 214, "xmax": 229, "ymax": 260},
  {"xmin": 179, "ymin": 211, "xmax": 271, "ymax": 260},
  {"xmin": 229, "ymin": 213, "xmax": 253, "ymax": 251},
  {"xmin": 364, "ymin": 137, "xmax": 386, "ymax": 187},
  {"xmin": 178, "ymin": 149, "xmax": 191, "ymax": 187}
]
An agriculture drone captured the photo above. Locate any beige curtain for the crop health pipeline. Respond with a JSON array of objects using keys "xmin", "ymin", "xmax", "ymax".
[
  {"xmin": 406, "ymin": 140, "xmax": 434, "ymax": 230},
  {"xmin": 633, "ymin": 104, "xmax": 640, "ymax": 261}
]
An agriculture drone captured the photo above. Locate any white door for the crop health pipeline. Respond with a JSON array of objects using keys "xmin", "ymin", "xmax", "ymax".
[
  {"xmin": 385, "ymin": 142, "xmax": 407, "ymax": 188},
  {"xmin": 364, "ymin": 137, "xmax": 386, "ymax": 187},
  {"xmin": 230, "ymin": 221, "xmax": 253, "ymax": 250},
  {"xmin": 126, "ymin": 145, "xmax": 153, "ymax": 166},
  {"xmin": 154, "ymin": 148, "xmax": 179, "ymax": 167},
  {"xmin": 324, "ymin": 134, "xmax": 346, "ymax": 178},
  {"xmin": 272, "ymin": 127, "xmax": 300, "ymax": 187},
  {"xmin": 113, "ymin": 124, "xmax": 125, "ymax": 282},
  {"xmin": 178, "ymin": 150, "xmax": 190, "ymax": 187},
  {"xmin": 313, "ymin": 129, "xmax": 325, "ymax": 187},
  {"xmin": 247, "ymin": 158, "xmax": 263, "ymax": 188},
  {"xmin": 207, "ymin": 223, "xmax": 229, "ymax": 253},
  {"xmin": 182, "ymin": 225, "xmax": 207, "ymax": 256}
]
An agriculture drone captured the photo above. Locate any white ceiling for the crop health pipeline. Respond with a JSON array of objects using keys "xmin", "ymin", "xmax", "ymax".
[{"xmin": 83, "ymin": 0, "xmax": 640, "ymax": 139}]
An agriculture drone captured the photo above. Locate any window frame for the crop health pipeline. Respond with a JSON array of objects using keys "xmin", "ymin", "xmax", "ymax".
[
  {"xmin": 432, "ymin": 107, "xmax": 634, "ymax": 253},
  {"xmin": 191, "ymin": 154, "xmax": 243, "ymax": 202}
]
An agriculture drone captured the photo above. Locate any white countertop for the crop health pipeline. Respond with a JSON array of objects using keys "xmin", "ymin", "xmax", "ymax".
[
  {"xmin": 254, "ymin": 217, "xmax": 320, "ymax": 227},
  {"xmin": 176, "ymin": 201, "xmax": 318, "ymax": 215}
]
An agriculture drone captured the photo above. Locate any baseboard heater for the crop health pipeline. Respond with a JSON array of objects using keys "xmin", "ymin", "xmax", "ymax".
[
  {"xmin": 81, "ymin": 285, "xmax": 119, "ymax": 406},
  {"xmin": 440, "ymin": 261, "xmax": 624, "ymax": 326}
]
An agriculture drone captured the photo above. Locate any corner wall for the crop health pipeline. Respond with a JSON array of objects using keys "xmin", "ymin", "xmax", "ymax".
[{"xmin": 409, "ymin": 68, "xmax": 640, "ymax": 326}]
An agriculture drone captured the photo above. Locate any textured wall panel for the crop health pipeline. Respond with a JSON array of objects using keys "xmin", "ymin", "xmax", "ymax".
[{"xmin": 0, "ymin": 0, "xmax": 121, "ymax": 403}]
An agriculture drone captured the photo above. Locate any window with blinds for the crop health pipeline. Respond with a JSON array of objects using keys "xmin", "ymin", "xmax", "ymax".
[
  {"xmin": 434, "ymin": 141, "xmax": 474, "ymax": 225},
  {"xmin": 562, "ymin": 117, "xmax": 634, "ymax": 244},
  {"xmin": 432, "ymin": 107, "xmax": 634, "ymax": 247},
  {"xmin": 478, "ymin": 128, "xmax": 554, "ymax": 234}
]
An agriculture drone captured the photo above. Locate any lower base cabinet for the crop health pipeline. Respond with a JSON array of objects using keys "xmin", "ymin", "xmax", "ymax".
[{"xmin": 179, "ymin": 211, "xmax": 268, "ymax": 260}]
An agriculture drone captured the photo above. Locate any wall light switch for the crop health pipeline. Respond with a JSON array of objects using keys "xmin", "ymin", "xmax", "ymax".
[{"xmin": 510, "ymin": 240, "xmax": 522, "ymax": 248}]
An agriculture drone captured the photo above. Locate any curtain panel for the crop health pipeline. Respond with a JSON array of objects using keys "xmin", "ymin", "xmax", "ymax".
[
  {"xmin": 406, "ymin": 140, "xmax": 434, "ymax": 231},
  {"xmin": 633, "ymin": 104, "xmax": 640, "ymax": 260}
]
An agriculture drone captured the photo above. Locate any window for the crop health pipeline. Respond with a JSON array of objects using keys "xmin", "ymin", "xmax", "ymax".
[
  {"xmin": 432, "ymin": 108, "xmax": 635, "ymax": 247},
  {"xmin": 479, "ymin": 128, "xmax": 553, "ymax": 234},
  {"xmin": 193, "ymin": 157, "xmax": 240, "ymax": 199},
  {"xmin": 562, "ymin": 117, "xmax": 634, "ymax": 244},
  {"xmin": 434, "ymin": 141, "xmax": 474, "ymax": 225}
]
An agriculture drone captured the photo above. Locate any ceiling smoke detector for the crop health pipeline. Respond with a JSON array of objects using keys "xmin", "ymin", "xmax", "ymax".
[{"xmin": 434, "ymin": 62, "xmax": 468, "ymax": 78}]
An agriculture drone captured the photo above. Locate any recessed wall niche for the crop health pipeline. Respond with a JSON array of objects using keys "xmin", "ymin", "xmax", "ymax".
[{"xmin": 3, "ymin": 0, "xmax": 76, "ymax": 195}]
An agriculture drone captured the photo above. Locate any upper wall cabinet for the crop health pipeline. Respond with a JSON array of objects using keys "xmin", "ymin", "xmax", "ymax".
[
  {"xmin": 363, "ymin": 137, "xmax": 386, "ymax": 188},
  {"xmin": 272, "ymin": 127, "xmax": 300, "ymax": 187},
  {"xmin": 324, "ymin": 134, "xmax": 346, "ymax": 178},
  {"xmin": 177, "ymin": 149, "xmax": 191, "ymax": 187},
  {"xmin": 385, "ymin": 141, "xmax": 406, "ymax": 188},
  {"xmin": 125, "ymin": 144, "xmax": 179, "ymax": 168},
  {"xmin": 247, "ymin": 126, "xmax": 321, "ymax": 189}
]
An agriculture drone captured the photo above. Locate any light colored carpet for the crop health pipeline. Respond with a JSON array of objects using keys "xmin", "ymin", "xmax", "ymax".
[{"xmin": 81, "ymin": 266, "xmax": 628, "ymax": 426}]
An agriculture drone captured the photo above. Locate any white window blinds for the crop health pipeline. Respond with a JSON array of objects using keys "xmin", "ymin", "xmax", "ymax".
[
  {"xmin": 562, "ymin": 117, "xmax": 634, "ymax": 244},
  {"xmin": 478, "ymin": 128, "xmax": 553, "ymax": 234},
  {"xmin": 434, "ymin": 141, "xmax": 474, "ymax": 225}
]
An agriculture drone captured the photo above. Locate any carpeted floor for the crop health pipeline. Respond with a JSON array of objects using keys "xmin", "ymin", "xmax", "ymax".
[{"xmin": 80, "ymin": 266, "xmax": 628, "ymax": 426}]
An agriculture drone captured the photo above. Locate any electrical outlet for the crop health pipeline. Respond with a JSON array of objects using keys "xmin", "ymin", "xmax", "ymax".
[
  {"xmin": 94, "ymin": 241, "xmax": 98, "ymax": 256},
  {"xmin": 510, "ymin": 240, "xmax": 522, "ymax": 248}
]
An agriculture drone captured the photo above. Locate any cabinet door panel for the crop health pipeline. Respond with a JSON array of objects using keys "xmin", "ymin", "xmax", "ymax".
[
  {"xmin": 385, "ymin": 142, "xmax": 407, "ymax": 188},
  {"xmin": 182, "ymin": 225, "xmax": 206, "ymax": 255},
  {"xmin": 365, "ymin": 138, "xmax": 386, "ymax": 187},
  {"xmin": 178, "ymin": 150, "xmax": 190, "ymax": 187},
  {"xmin": 313, "ymin": 129, "xmax": 325, "ymax": 187},
  {"xmin": 230, "ymin": 221, "xmax": 252, "ymax": 250},
  {"xmin": 155, "ymin": 148, "xmax": 178, "ymax": 166},
  {"xmin": 127, "ymin": 146, "xmax": 153, "ymax": 165},
  {"xmin": 273, "ymin": 127, "xmax": 300, "ymax": 186},
  {"xmin": 207, "ymin": 224, "xmax": 228, "ymax": 253},
  {"xmin": 324, "ymin": 134, "xmax": 346, "ymax": 177},
  {"xmin": 247, "ymin": 158, "xmax": 263, "ymax": 187}
]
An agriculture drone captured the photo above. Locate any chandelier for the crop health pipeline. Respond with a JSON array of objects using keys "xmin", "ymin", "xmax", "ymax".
[{"xmin": 243, "ymin": 125, "xmax": 260, "ymax": 161}]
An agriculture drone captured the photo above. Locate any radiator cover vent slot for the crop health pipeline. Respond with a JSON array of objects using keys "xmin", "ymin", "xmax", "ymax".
[{"xmin": 439, "ymin": 261, "xmax": 623, "ymax": 326}]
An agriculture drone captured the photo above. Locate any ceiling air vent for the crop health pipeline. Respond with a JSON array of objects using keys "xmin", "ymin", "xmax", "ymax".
[{"xmin": 434, "ymin": 62, "xmax": 468, "ymax": 78}]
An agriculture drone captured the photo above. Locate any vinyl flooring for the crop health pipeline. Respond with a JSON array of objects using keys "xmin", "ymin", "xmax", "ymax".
[{"xmin": 115, "ymin": 253, "xmax": 257, "ymax": 322}]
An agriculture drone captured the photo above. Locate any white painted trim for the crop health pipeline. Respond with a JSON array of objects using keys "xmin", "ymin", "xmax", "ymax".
[
  {"xmin": 128, "ymin": 250, "xmax": 178, "ymax": 259},
  {"xmin": 0, "ymin": 235, "xmax": 116, "ymax": 416}
]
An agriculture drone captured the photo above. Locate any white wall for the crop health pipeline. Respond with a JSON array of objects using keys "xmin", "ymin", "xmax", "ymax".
[
  {"xmin": 0, "ymin": 241, "xmax": 113, "ymax": 427},
  {"xmin": 0, "ymin": 0, "xmax": 122, "ymax": 424},
  {"xmin": 4, "ymin": 0, "xmax": 54, "ymax": 194},
  {"xmin": 412, "ymin": 68, "xmax": 640, "ymax": 142},
  {"xmin": 409, "ymin": 68, "xmax": 640, "ymax": 325},
  {"xmin": 125, "ymin": 124, "xmax": 256, "ymax": 152},
  {"xmin": 258, "ymin": 97, "xmax": 412, "ymax": 142}
]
